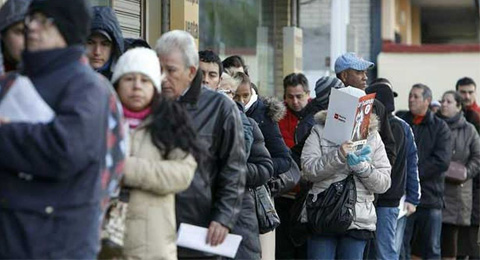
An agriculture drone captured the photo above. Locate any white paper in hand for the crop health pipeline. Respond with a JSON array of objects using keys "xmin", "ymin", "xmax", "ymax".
[
  {"xmin": 176, "ymin": 223, "xmax": 243, "ymax": 258},
  {"xmin": 0, "ymin": 75, "xmax": 55, "ymax": 123}
]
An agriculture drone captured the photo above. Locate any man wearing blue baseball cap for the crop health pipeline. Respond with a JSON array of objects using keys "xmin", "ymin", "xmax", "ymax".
[{"xmin": 335, "ymin": 52, "xmax": 375, "ymax": 90}]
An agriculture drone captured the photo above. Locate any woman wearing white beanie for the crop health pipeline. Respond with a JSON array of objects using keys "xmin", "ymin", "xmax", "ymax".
[{"xmin": 109, "ymin": 47, "xmax": 204, "ymax": 259}]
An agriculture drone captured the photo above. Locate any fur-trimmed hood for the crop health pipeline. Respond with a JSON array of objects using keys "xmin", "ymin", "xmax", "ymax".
[
  {"xmin": 260, "ymin": 96, "xmax": 286, "ymax": 122},
  {"xmin": 314, "ymin": 110, "xmax": 379, "ymax": 134}
]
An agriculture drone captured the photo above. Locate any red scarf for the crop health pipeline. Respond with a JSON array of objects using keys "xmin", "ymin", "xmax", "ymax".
[
  {"xmin": 122, "ymin": 105, "xmax": 151, "ymax": 130},
  {"xmin": 412, "ymin": 114, "xmax": 425, "ymax": 125},
  {"xmin": 465, "ymin": 102, "xmax": 480, "ymax": 114}
]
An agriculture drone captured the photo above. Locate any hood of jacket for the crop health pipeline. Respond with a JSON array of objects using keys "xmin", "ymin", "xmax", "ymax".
[
  {"xmin": 90, "ymin": 6, "xmax": 124, "ymax": 61},
  {"xmin": 260, "ymin": 96, "xmax": 286, "ymax": 122},
  {"xmin": 314, "ymin": 110, "xmax": 380, "ymax": 134},
  {"xmin": 0, "ymin": 0, "xmax": 31, "ymax": 32}
]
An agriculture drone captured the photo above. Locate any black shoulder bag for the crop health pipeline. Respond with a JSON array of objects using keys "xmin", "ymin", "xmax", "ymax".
[
  {"xmin": 305, "ymin": 174, "xmax": 356, "ymax": 235},
  {"xmin": 253, "ymin": 184, "xmax": 281, "ymax": 234}
]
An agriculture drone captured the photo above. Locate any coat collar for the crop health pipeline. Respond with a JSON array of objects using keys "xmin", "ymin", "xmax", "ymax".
[
  {"xmin": 22, "ymin": 46, "xmax": 85, "ymax": 77},
  {"xmin": 178, "ymin": 69, "xmax": 203, "ymax": 105},
  {"xmin": 405, "ymin": 109, "xmax": 434, "ymax": 125}
]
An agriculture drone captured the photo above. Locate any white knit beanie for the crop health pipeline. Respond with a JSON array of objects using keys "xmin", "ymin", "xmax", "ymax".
[{"xmin": 111, "ymin": 47, "xmax": 162, "ymax": 92}]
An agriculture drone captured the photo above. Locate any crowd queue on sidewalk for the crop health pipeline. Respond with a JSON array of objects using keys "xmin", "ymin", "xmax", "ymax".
[{"xmin": 0, "ymin": 0, "xmax": 479, "ymax": 259}]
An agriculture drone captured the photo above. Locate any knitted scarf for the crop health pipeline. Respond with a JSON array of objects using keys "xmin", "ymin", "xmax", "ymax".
[{"xmin": 123, "ymin": 105, "xmax": 151, "ymax": 130}]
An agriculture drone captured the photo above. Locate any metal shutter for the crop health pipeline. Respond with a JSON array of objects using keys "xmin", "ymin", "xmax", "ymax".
[{"xmin": 113, "ymin": 0, "xmax": 143, "ymax": 38}]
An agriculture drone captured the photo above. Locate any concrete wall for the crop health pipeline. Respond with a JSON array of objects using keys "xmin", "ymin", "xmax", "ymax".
[{"xmin": 378, "ymin": 52, "xmax": 480, "ymax": 110}]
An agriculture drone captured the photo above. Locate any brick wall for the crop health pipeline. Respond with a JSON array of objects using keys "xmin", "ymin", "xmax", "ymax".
[{"xmin": 350, "ymin": 0, "xmax": 371, "ymax": 61}]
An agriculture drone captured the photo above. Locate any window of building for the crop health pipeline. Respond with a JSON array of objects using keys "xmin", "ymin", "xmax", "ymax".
[
  {"xmin": 420, "ymin": 6, "xmax": 479, "ymax": 44},
  {"xmin": 199, "ymin": 0, "xmax": 276, "ymax": 95}
]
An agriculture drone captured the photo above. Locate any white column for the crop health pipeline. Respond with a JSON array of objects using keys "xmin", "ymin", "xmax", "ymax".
[{"xmin": 330, "ymin": 0, "xmax": 350, "ymax": 72}]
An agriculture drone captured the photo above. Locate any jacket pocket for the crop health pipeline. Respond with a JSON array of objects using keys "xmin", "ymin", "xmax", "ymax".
[{"xmin": 352, "ymin": 195, "xmax": 376, "ymax": 230}]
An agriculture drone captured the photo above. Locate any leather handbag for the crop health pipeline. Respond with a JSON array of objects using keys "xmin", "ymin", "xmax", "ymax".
[
  {"xmin": 445, "ymin": 161, "xmax": 467, "ymax": 184},
  {"xmin": 305, "ymin": 174, "xmax": 356, "ymax": 235},
  {"xmin": 253, "ymin": 184, "xmax": 281, "ymax": 234}
]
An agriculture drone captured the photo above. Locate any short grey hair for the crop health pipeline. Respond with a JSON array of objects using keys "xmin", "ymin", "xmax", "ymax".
[
  {"xmin": 412, "ymin": 83, "xmax": 432, "ymax": 102},
  {"xmin": 155, "ymin": 30, "xmax": 199, "ymax": 69}
]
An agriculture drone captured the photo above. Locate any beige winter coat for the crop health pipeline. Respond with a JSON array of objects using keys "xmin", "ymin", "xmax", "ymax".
[
  {"xmin": 122, "ymin": 125, "xmax": 197, "ymax": 260},
  {"xmin": 301, "ymin": 111, "xmax": 391, "ymax": 231}
]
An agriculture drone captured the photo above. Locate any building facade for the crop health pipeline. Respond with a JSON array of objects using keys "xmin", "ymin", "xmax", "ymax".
[{"xmin": 378, "ymin": 0, "xmax": 480, "ymax": 110}]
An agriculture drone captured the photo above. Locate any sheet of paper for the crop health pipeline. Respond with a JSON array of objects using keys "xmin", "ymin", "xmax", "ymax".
[
  {"xmin": 398, "ymin": 195, "xmax": 408, "ymax": 219},
  {"xmin": 0, "ymin": 75, "xmax": 55, "ymax": 123},
  {"xmin": 176, "ymin": 223, "xmax": 243, "ymax": 258}
]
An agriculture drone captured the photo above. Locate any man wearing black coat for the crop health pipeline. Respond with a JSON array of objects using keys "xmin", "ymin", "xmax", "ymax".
[
  {"xmin": 155, "ymin": 30, "xmax": 247, "ymax": 259},
  {"xmin": 0, "ymin": 0, "xmax": 112, "ymax": 257},
  {"xmin": 400, "ymin": 84, "xmax": 451, "ymax": 259}
]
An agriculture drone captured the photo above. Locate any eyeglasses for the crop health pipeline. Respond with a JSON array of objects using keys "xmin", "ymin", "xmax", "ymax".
[{"xmin": 24, "ymin": 14, "xmax": 54, "ymax": 27}]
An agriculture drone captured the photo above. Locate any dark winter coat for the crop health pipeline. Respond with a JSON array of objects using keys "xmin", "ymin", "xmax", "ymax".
[
  {"xmin": 233, "ymin": 118, "xmax": 274, "ymax": 260},
  {"xmin": 372, "ymin": 99, "xmax": 397, "ymax": 166},
  {"xmin": 0, "ymin": 46, "xmax": 110, "ymax": 258},
  {"xmin": 401, "ymin": 110, "xmax": 452, "ymax": 209},
  {"xmin": 377, "ymin": 115, "xmax": 421, "ymax": 207},
  {"xmin": 246, "ymin": 97, "xmax": 291, "ymax": 176},
  {"xmin": 90, "ymin": 6, "xmax": 124, "ymax": 79},
  {"xmin": 175, "ymin": 71, "xmax": 247, "ymax": 258},
  {"xmin": 439, "ymin": 112, "xmax": 480, "ymax": 226}
]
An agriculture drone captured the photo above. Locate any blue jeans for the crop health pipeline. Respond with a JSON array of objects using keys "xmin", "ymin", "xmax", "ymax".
[
  {"xmin": 395, "ymin": 215, "xmax": 407, "ymax": 258},
  {"xmin": 307, "ymin": 234, "xmax": 367, "ymax": 260},
  {"xmin": 402, "ymin": 208, "xmax": 442, "ymax": 260},
  {"xmin": 376, "ymin": 207, "xmax": 400, "ymax": 260}
]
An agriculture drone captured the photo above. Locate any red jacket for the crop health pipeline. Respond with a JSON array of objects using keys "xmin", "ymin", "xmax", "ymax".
[{"xmin": 278, "ymin": 107, "xmax": 299, "ymax": 148}]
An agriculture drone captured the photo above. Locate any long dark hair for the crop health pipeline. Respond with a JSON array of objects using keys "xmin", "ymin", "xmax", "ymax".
[{"xmin": 147, "ymin": 95, "xmax": 206, "ymax": 167}]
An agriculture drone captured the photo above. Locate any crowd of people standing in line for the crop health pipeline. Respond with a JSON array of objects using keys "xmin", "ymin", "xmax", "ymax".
[{"xmin": 0, "ymin": 0, "xmax": 479, "ymax": 259}]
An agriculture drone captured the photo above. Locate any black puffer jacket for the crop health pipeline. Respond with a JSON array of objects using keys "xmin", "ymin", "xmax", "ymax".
[
  {"xmin": 401, "ymin": 110, "xmax": 452, "ymax": 209},
  {"xmin": 90, "ymin": 6, "xmax": 124, "ymax": 79},
  {"xmin": 246, "ymin": 97, "xmax": 291, "ymax": 175},
  {"xmin": 175, "ymin": 71, "xmax": 247, "ymax": 258},
  {"xmin": 233, "ymin": 118, "xmax": 274, "ymax": 260}
]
